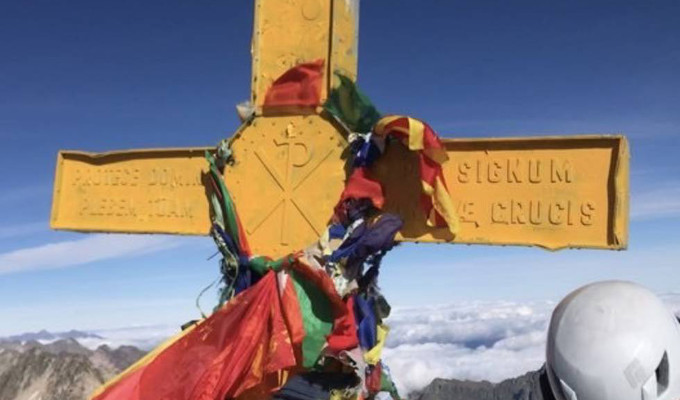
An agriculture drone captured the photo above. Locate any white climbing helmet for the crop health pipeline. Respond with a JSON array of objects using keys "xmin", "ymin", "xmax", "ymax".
[{"xmin": 546, "ymin": 280, "xmax": 680, "ymax": 400}]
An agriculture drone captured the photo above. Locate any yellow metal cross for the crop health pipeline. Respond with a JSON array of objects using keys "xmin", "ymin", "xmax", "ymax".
[
  {"xmin": 50, "ymin": 0, "xmax": 629, "ymax": 257},
  {"xmin": 250, "ymin": 129, "xmax": 335, "ymax": 245}
]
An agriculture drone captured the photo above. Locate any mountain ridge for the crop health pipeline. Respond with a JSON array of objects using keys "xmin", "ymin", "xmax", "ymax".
[
  {"xmin": 3, "ymin": 329, "xmax": 103, "ymax": 343},
  {"xmin": 0, "ymin": 338, "xmax": 144, "ymax": 400},
  {"xmin": 410, "ymin": 367, "xmax": 554, "ymax": 400},
  {"xmin": 0, "ymin": 330, "xmax": 554, "ymax": 400}
]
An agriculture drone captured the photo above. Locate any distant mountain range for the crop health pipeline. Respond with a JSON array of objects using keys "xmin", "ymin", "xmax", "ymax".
[
  {"xmin": 3, "ymin": 329, "xmax": 103, "ymax": 343},
  {"xmin": 0, "ymin": 330, "xmax": 553, "ymax": 400},
  {"xmin": 0, "ymin": 335, "xmax": 144, "ymax": 400},
  {"xmin": 411, "ymin": 368, "xmax": 554, "ymax": 400}
]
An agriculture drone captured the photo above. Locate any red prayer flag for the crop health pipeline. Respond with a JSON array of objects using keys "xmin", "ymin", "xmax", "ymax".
[
  {"xmin": 325, "ymin": 296, "xmax": 360, "ymax": 353},
  {"xmin": 280, "ymin": 273, "xmax": 306, "ymax": 349},
  {"xmin": 337, "ymin": 167, "xmax": 384, "ymax": 209},
  {"xmin": 263, "ymin": 59, "xmax": 325, "ymax": 108},
  {"xmin": 366, "ymin": 363, "xmax": 383, "ymax": 395},
  {"xmin": 373, "ymin": 116, "xmax": 460, "ymax": 236},
  {"xmin": 91, "ymin": 271, "xmax": 296, "ymax": 400}
]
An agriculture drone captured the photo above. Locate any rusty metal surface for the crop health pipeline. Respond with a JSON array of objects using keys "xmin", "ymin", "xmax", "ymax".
[
  {"xmin": 373, "ymin": 135, "xmax": 629, "ymax": 250},
  {"xmin": 51, "ymin": 131, "xmax": 628, "ymax": 254}
]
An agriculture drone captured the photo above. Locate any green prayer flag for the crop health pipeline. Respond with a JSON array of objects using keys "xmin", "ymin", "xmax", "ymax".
[
  {"xmin": 249, "ymin": 256, "xmax": 288, "ymax": 275},
  {"xmin": 290, "ymin": 270, "xmax": 334, "ymax": 368},
  {"xmin": 205, "ymin": 151, "xmax": 242, "ymax": 251},
  {"xmin": 324, "ymin": 73, "xmax": 381, "ymax": 133},
  {"xmin": 381, "ymin": 368, "xmax": 401, "ymax": 399}
]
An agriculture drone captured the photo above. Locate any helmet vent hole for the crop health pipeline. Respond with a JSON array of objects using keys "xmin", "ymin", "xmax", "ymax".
[{"xmin": 656, "ymin": 351, "xmax": 669, "ymax": 396}]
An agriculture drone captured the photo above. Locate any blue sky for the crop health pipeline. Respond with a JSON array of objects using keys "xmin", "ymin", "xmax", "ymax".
[{"xmin": 0, "ymin": 0, "xmax": 679, "ymax": 337}]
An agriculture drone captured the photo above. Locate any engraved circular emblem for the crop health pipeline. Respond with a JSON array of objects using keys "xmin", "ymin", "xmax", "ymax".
[{"xmin": 224, "ymin": 114, "xmax": 347, "ymax": 258}]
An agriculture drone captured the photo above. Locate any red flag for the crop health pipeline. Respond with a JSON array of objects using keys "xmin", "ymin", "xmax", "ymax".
[
  {"xmin": 337, "ymin": 167, "xmax": 384, "ymax": 209},
  {"xmin": 280, "ymin": 273, "xmax": 306, "ymax": 349},
  {"xmin": 263, "ymin": 59, "xmax": 325, "ymax": 108},
  {"xmin": 373, "ymin": 116, "xmax": 460, "ymax": 236},
  {"xmin": 366, "ymin": 363, "xmax": 383, "ymax": 395},
  {"xmin": 91, "ymin": 271, "xmax": 296, "ymax": 400},
  {"xmin": 334, "ymin": 167, "xmax": 385, "ymax": 224},
  {"xmin": 325, "ymin": 296, "xmax": 359, "ymax": 353}
]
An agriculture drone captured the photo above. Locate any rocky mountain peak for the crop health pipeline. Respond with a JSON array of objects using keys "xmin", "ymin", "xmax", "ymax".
[{"xmin": 0, "ymin": 337, "xmax": 144, "ymax": 400}]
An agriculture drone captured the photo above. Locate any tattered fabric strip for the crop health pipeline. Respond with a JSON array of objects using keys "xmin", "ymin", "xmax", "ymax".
[
  {"xmin": 206, "ymin": 151, "xmax": 252, "ymax": 257},
  {"xmin": 323, "ymin": 72, "xmax": 381, "ymax": 134},
  {"xmin": 263, "ymin": 59, "xmax": 325, "ymax": 108},
  {"xmin": 90, "ymin": 271, "xmax": 296, "ymax": 400},
  {"xmin": 364, "ymin": 324, "xmax": 389, "ymax": 366},
  {"xmin": 373, "ymin": 116, "xmax": 460, "ymax": 236}
]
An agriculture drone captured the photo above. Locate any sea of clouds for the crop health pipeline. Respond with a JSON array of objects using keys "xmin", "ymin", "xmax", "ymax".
[
  {"xmin": 383, "ymin": 295, "xmax": 680, "ymax": 394},
  {"xmin": 60, "ymin": 294, "xmax": 680, "ymax": 396},
  {"xmin": 382, "ymin": 300, "xmax": 554, "ymax": 394},
  {"xmin": 82, "ymin": 324, "xmax": 180, "ymax": 351}
]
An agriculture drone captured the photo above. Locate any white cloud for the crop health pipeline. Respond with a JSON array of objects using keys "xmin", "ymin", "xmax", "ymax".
[
  {"xmin": 82, "ymin": 324, "xmax": 180, "ymax": 351},
  {"xmin": 384, "ymin": 339, "xmax": 546, "ymax": 395},
  {"xmin": 0, "ymin": 234, "xmax": 183, "ymax": 274},
  {"xmin": 61, "ymin": 294, "xmax": 680, "ymax": 395},
  {"xmin": 632, "ymin": 183, "xmax": 680, "ymax": 221},
  {"xmin": 17, "ymin": 291, "xmax": 678, "ymax": 397},
  {"xmin": 386, "ymin": 301, "xmax": 553, "ymax": 348},
  {"xmin": 0, "ymin": 296, "xmax": 198, "ymax": 338},
  {"xmin": 382, "ymin": 301, "xmax": 552, "ymax": 395},
  {"xmin": 381, "ymin": 295, "xmax": 680, "ymax": 395}
]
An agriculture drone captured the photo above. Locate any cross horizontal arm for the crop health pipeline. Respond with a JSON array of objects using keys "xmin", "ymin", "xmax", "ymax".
[
  {"xmin": 50, "ymin": 147, "xmax": 213, "ymax": 236},
  {"xmin": 374, "ymin": 135, "xmax": 628, "ymax": 250},
  {"xmin": 51, "ymin": 134, "xmax": 628, "ymax": 253}
]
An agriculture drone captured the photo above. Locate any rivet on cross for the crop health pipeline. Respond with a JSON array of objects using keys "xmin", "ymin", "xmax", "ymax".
[{"xmin": 51, "ymin": 0, "xmax": 629, "ymax": 258}]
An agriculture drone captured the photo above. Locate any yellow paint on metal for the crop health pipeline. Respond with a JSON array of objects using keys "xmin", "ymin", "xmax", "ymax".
[
  {"xmin": 51, "ymin": 132, "xmax": 628, "ymax": 254},
  {"xmin": 50, "ymin": 148, "xmax": 213, "ymax": 235},
  {"xmin": 50, "ymin": 0, "xmax": 630, "ymax": 272},
  {"xmin": 251, "ymin": 0, "xmax": 359, "ymax": 107},
  {"xmin": 372, "ymin": 135, "xmax": 629, "ymax": 250},
  {"xmin": 330, "ymin": 0, "xmax": 359, "ymax": 84},
  {"xmin": 223, "ymin": 114, "xmax": 348, "ymax": 257},
  {"xmin": 50, "ymin": 113, "xmax": 350, "ymax": 259}
]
